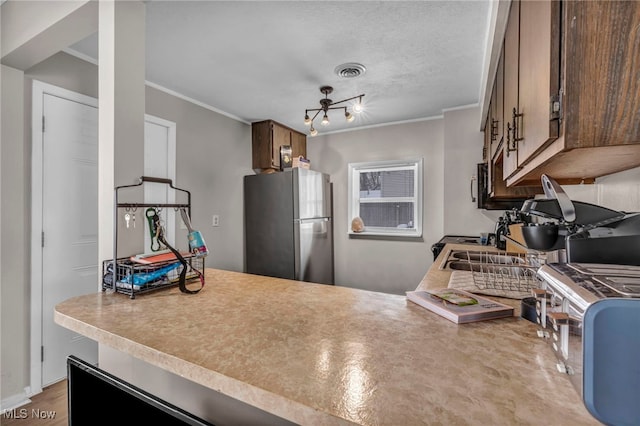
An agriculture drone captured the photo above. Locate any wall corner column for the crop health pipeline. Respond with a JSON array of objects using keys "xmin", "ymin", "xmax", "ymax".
[{"xmin": 98, "ymin": 0, "xmax": 146, "ymax": 284}]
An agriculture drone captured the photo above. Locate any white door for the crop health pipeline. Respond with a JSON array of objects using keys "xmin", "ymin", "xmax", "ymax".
[
  {"xmin": 40, "ymin": 91, "xmax": 99, "ymax": 386},
  {"xmin": 32, "ymin": 83, "xmax": 178, "ymax": 391},
  {"xmin": 143, "ymin": 116, "xmax": 177, "ymax": 252}
]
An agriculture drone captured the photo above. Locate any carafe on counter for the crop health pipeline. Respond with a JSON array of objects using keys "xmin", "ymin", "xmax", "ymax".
[{"xmin": 495, "ymin": 216, "xmax": 507, "ymax": 250}]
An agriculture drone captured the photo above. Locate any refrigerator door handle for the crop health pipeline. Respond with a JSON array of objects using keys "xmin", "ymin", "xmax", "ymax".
[
  {"xmin": 294, "ymin": 217, "xmax": 334, "ymax": 284},
  {"xmin": 294, "ymin": 218, "xmax": 330, "ymax": 224}
]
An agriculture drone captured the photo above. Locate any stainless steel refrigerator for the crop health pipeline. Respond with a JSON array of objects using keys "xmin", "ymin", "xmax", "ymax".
[{"xmin": 244, "ymin": 168, "xmax": 334, "ymax": 285}]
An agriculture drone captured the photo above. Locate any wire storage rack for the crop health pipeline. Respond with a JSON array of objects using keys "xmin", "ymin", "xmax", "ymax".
[
  {"xmin": 463, "ymin": 251, "xmax": 539, "ymax": 294},
  {"xmin": 471, "ymin": 262, "xmax": 539, "ymax": 293},
  {"xmin": 444, "ymin": 250, "xmax": 541, "ymax": 299},
  {"xmin": 102, "ymin": 176, "xmax": 205, "ymax": 299}
]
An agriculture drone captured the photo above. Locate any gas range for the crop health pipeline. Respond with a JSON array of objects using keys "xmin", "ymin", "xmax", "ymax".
[
  {"xmin": 430, "ymin": 235, "xmax": 481, "ymax": 261},
  {"xmin": 435, "ymin": 235, "xmax": 482, "ymax": 245},
  {"xmin": 538, "ymin": 263, "xmax": 640, "ymax": 302}
]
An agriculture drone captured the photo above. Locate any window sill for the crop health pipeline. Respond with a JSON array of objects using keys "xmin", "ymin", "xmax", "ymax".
[{"xmin": 349, "ymin": 229, "xmax": 423, "ymax": 239}]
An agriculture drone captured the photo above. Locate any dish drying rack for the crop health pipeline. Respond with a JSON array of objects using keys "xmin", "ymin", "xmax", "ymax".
[
  {"xmin": 471, "ymin": 261, "xmax": 538, "ymax": 293},
  {"xmin": 102, "ymin": 176, "xmax": 205, "ymax": 299},
  {"xmin": 449, "ymin": 251, "xmax": 541, "ymax": 299}
]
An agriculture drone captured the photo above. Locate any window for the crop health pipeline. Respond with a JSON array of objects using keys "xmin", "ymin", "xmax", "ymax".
[{"xmin": 348, "ymin": 158, "xmax": 423, "ymax": 237}]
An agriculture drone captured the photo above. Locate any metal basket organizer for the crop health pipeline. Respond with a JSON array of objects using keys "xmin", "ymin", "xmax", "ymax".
[
  {"xmin": 102, "ymin": 256, "xmax": 204, "ymax": 297},
  {"xmin": 461, "ymin": 251, "xmax": 540, "ymax": 293}
]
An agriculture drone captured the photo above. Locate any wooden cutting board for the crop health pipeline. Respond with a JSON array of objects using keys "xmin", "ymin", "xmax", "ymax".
[{"xmin": 506, "ymin": 223, "xmax": 528, "ymax": 253}]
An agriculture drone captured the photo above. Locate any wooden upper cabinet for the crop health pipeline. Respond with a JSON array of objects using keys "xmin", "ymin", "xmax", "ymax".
[
  {"xmin": 482, "ymin": 111, "xmax": 497, "ymax": 198},
  {"xmin": 503, "ymin": 0, "xmax": 640, "ymax": 186},
  {"xmin": 517, "ymin": 0, "xmax": 561, "ymax": 162},
  {"xmin": 563, "ymin": 1, "xmax": 640, "ymax": 150},
  {"xmin": 481, "ymin": 1, "xmax": 543, "ymax": 200},
  {"xmin": 502, "ymin": 0, "xmax": 520, "ymax": 179},
  {"xmin": 488, "ymin": 79, "xmax": 498, "ymax": 160},
  {"xmin": 290, "ymin": 130, "xmax": 307, "ymax": 160},
  {"xmin": 271, "ymin": 122, "xmax": 290, "ymax": 169},
  {"xmin": 483, "ymin": 112, "xmax": 491, "ymax": 164},
  {"xmin": 502, "ymin": 0, "xmax": 561, "ymax": 180},
  {"xmin": 490, "ymin": 46, "xmax": 505, "ymax": 162},
  {"xmin": 252, "ymin": 120, "xmax": 307, "ymax": 171}
]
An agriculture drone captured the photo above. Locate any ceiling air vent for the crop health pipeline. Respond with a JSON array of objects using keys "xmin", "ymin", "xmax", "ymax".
[{"xmin": 334, "ymin": 63, "xmax": 366, "ymax": 79}]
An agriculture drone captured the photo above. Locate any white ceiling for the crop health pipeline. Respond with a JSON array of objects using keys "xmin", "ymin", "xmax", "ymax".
[{"xmin": 68, "ymin": 1, "xmax": 494, "ymax": 136}]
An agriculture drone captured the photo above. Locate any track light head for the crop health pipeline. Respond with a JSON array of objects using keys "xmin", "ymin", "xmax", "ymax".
[
  {"xmin": 353, "ymin": 97, "xmax": 364, "ymax": 113},
  {"xmin": 345, "ymin": 111, "xmax": 354, "ymax": 122},
  {"xmin": 303, "ymin": 86, "xmax": 365, "ymax": 136}
]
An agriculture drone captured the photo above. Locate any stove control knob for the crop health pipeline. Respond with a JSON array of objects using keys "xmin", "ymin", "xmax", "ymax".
[
  {"xmin": 532, "ymin": 289, "xmax": 550, "ymax": 299},
  {"xmin": 549, "ymin": 312, "xmax": 569, "ymax": 325}
]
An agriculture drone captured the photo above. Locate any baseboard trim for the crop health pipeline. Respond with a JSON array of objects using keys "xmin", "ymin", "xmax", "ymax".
[{"xmin": 0, "ymin": 388, "xmax": 32, "ymax": 414}]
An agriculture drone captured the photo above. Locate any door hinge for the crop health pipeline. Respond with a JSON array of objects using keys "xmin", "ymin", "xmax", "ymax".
[
  {"xmin": 41, "ymin": 231, "xmax": 45, "ymax": 247},
  {"xmin": 42, "ymin": 116, "xmax": 45, "ymax": 133},
  {"xmin": 41, "ymin": 346, "xmax": 44, "ymax": 362},
  {"xmin": 550, "ymin": 91, "xmax": 562, "ymax": 121}
]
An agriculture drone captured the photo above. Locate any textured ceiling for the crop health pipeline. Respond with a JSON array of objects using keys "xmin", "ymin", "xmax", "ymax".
[{"xmin": 69, "ymin": 1, "xmax": 493, "ymax": 136}]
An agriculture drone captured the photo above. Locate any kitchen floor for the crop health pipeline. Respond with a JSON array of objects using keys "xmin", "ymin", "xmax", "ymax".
[{"xmin": 2, "ymin": 380, "xmax": 67, "ymax": 426}]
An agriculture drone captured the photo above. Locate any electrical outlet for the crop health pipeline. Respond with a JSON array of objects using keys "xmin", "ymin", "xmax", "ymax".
[{"xmin": 212, "ymin": 214, "xmax": 220, "ymax": 227}]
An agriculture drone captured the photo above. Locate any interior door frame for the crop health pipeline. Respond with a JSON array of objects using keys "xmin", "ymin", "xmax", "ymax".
[
  {"xmin": 144, "ymin": 114, "xmax": 177, "ymax": 248},
  {"xmin": 30, "ymin": 80, "xmax": 99, "ymax": 395},
  {"xmin": 29, "ymin": 82, "xmax": 178, "ymax": 395}
]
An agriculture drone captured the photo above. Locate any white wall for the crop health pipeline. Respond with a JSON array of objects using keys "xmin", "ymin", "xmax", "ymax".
[
  {"xmin": 1, "ymin": 64, "xmax": 28, "ymax": 402},
  {"xmin": 26, "ymin": 51, "xmax": 254, "ymax": 270},
  {"xmin": 145, "ymin": 86, "xmax": 252, "ymax": 272},
  {"xmin": 0, "ymin": 52, "xmax": 251, "ymax": 406},
  {"xmin": 562, "ymin": 166, "xmax": 640, "ymax": 213},
  {"xmin": 1, "ymin": 0, "xmax": 96, "ymax": 71},
  {"xmin": 307, "ymin": 107, "xmax": 495, "ymax": 295},
  {"xmin": 596, "ymin": 167, "xmax": 640, "ymax": 212},
  {"xmin": 443, "ymin": 106, "xmax": 499, "ymax": 235}
]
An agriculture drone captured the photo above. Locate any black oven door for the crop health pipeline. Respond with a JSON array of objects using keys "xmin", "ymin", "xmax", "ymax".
[{"xmin": 476, "ymin": 163, "xmax": 531, "ymax": 210}]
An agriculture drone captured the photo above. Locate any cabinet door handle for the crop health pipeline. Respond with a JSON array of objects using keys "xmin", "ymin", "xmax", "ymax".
[
  {"xmin": 491, "ymin": 119, "xmax": 499, "ymax": 143},
  {"xmin": 506, "ymin": 107, "xmax": 522, "ymax": 157},
  {"xmin": 506, "ymin": 121, "xmax": 515, "ymax": 157},
  {"xmin": 513, "ymin": 107, "xmax": 524, "ymax": 143},
  {"xmin": 470, "ymin": 175, "xmax": 477, "ymax": 203}
]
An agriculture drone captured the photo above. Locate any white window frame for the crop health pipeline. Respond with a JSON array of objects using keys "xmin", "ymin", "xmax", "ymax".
[{"xmin": 348, "ymin": 158, "xmax": 423, "ymax": 237}]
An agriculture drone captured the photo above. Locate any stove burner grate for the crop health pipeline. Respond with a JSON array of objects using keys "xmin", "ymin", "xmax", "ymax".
[{"xmin": 549, "ymin": 263, "xmax": 640, "ymax": 298}]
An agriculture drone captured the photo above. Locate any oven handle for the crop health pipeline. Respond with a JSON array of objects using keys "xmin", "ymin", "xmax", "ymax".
[{"xmin": 470, "ymin": 174, "xmax": 477, "ymax": 203}]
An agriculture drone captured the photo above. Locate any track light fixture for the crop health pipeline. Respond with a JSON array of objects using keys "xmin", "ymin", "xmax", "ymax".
[{"xmin": 304, "ymin": 86, "xmax": 364, "ymax": 136}]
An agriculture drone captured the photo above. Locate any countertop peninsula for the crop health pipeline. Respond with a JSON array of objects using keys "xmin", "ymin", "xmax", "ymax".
[{"xmin": 55, "ymin": 244, "xmax": 599, "ymax": 425}]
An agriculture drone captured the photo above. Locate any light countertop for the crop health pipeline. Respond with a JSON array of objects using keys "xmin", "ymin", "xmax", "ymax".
[{"xmin": 55, "ymin": 244, "xmax": 599, "ymax": 425}]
